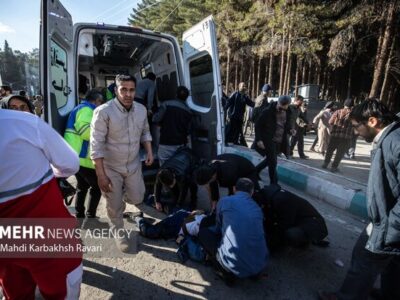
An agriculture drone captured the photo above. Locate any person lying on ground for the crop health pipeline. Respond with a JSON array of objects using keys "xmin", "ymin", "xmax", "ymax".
[{"xmin": 133, "ymin": 209, "xmax": 215, "ymax": 242}]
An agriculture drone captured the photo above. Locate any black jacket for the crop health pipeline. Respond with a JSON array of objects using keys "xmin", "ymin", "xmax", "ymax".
[
  {"xmin": 154, "ymin": 147, "xmax": 199, "ymax": 205},
  {"xmin": 254, "ymin": 101, "xmax": 292, "ymax": 155},
  {"xmin": 366, "ymin": 120, "xmax": 400, "ymax": 254},
  {"xmin": 225, "ymin": 91, "xmax": 254, "ymax": 121},
  {"xmin": 256, "ymin": 184, "xmax": 327, "ymax": 250},
  {"xmin": 251, "ymin": 94, "xmax": 269, "ymax": 123},
  {"xmin": 208, "ymin": 153, "xmax": 257, "ymax": 202},
  {"xmin": 153, "ymin": 99, "xmax": 192, "ymax": 145}
]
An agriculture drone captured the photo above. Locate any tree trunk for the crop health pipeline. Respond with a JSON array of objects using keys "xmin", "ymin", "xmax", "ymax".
[
  {"xmin": 302, "ymin": 59, "xmax": 307, "ymax": 84},
  {"xmin": 347, "ymin": 61, "xmax": 353, "ymax": 99},
  {"xmin": 251, "ymin": 57, "xmax": 256, "ymax": 98},
  {"xmin": 234, "ymin": 53, "xmax": 239, "ymax": 91},
  {"xmin": 256, "ymin": 56, "xmax": 262, "ymax": 95},
  {"xmin": 279, "ymin": 31, "xmax": 286, "ymax": 95},
  {"xmin": 308, "ymin": 60, "xmax": 313, "ymax": 84},
  {"xmin": 369, "ymin": 1, "xmax": 397, "ymax": 98},
  {"xmin": 317, "ymin": 64, "xmax": 322, "ymax": 86},
  {"xmin": 380, "ymin": 36, "xmax": 396, "ymax": 103},
  {"xmin": 239, "ymin": 54, "xmax": 244, "ymax": 84},
  {"xmin": 283, "ymin": 32, "xmax": 292, "ymax": 95},
  {"xmin": 225, "ymin": 47, "xmax": 231, "ymax": 94},
  {"xmin": 247, "ymin": 57, "xmax": 252, "ymax": 97},
  {"xmin": 321, "ymin": 68, "xmax": 328, "ymax": 99},
  {"xmin": 268, "ymin": 53, "xmax": 274, "ymax": 86},
  {"xmin": 284, "ymin": 54, "xmax": 292, "ymax": 95},
  {"xmin": 294, "ymin": 57, "xmax": 301, "ymax": 97}
]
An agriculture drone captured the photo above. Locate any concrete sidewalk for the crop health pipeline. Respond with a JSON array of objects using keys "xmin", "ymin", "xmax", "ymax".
[{"xmin": 226, "ymin": 132, "xmax": 371, "ymax": 220}]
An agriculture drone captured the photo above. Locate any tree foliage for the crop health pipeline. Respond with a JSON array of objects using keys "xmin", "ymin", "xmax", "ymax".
[
  {"xmin": 0, "ymin": 40, "xmax": 39, "ymax": 93},
  {"xmin": 127, "ymin": 0, "xmax": 400, "ymax": 110}
]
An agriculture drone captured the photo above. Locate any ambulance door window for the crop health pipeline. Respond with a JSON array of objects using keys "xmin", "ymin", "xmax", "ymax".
[{"xmin": 188, "ymin": 54, "xmax": 213, "ymax": 109}]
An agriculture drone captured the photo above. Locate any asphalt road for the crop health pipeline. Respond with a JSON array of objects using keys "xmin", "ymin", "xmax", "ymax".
[
  {"xmin": 75, "ymin": 181, "xmax": 366, "ymax": 300},
  {"xmin": 1, "ymin": 174, "xmax": 367, "ymax": 300}
]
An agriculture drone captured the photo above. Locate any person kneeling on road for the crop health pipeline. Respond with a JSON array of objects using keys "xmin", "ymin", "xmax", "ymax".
[
  {"xmin": 194, "ymin": 153, "xmax": 260, "ymax": 211},
  {"xmin": 152, "ymin": 147, "xmax": 199, "ymax": 214},
  {"xmin": 255, "ymin": 184, "xmax": 329, "ymax": 250},
  {"xmin": 198, "ymin": 178, "xmax": 269, "ymax": 284}
]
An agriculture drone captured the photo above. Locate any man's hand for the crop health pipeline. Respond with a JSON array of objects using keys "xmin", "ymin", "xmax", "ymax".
[
  {"xmin": 145, "ymin": 151, "xmax": 154, "ymax": 166},
  {"xmin": 98, "ymin": 174, "xmax": 112, "ymax": 193},
  {"xmin": 155, "ymin": 202, "xmax": 163, "ymax": 212},
  {"xmin": 290, "ymin": 129, "xmax": 297, "ymax": 136},
  {"xmin": 211, "ymin": 201, "xmax": 217, "ymax": 212},
  {"xmin": 257, "ymin": 140, "xmax": 265, "ymax": 150}
]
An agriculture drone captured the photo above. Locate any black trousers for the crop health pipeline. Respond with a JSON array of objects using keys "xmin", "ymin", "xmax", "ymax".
[
  {"xmin": 74, "ymin": 166, "xmax": 101, "ymax": 218},
  {"xmin": 311, "ymin": 133, "xmax": 318, "ymax": 149},
  {"xmin": 225, "ymin": 118, "xmax": 244, "ymax": 145},
  {"xmin": 254, "ymin": 142, "xmax": 280, "ymax": 184},
  {"xmin": 337, "ymin": 229, "xmax": 400, "ymax": 300},
  {"xmin": 290, "ymin": 128, "xmax": 305, "ymax": 157},
  {"xmin": 347, "ymin": 135, "xmax": 358, "ymax": 156},
  {"xmin": 285, "ymin": 217, "xmax": 328, "ymax": 247},
  {"xmin": 323, "ymin": 136, "xmax": 350, "ymax": 168}
]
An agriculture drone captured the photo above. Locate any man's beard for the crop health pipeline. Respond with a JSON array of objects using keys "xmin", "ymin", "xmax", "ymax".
[
  {"xmin": 364, "ymin": 127, "xmax": 378, "ymax": 143},
  {"xmin": 365, "ymin": 135, "xmax": 375, "ymax": 143}
]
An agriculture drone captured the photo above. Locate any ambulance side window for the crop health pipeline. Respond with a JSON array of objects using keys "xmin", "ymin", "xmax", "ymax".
[
  {"xmin": 50, "ymin": 40, "xmax": 68, "ymax": 109},
  {"xmin": 189, "ymin": 54, "xmax": 213, "ymax": 108}
]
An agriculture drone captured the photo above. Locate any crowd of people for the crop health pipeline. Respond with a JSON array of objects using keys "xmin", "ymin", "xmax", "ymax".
[
  {"xmin": 0, "ymin": 75, "xmax": 399, "ymax": 300},
  {"xmin": 225, "ymin": 81, "xmax": 364, "ymax": 177}
]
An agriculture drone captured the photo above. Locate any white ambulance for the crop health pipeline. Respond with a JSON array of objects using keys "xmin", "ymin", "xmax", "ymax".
[{"xmin": 41, "ymin": 0, "xmax": 230, "ymax": 160}]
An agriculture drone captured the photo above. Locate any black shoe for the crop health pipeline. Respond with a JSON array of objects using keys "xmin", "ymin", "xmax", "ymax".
[
  {"xmin": 310, "ymin": 147, "xmax": 316, "ymax": 152},
  {"xmin": 330, "ymin": 167, "xmax": 339, "ymax": 173},
  {"xmin": 215, "ymin": 268, "xmax": 235, "ymax": 287},
  {"xmin": 312, "ymin": 238, "xmax": 330, "ymax": 247},
  {"xmin": 299, "ymin": 155, "xmax": 309, "ymax": 159},
  {"xmin": 321, "ymin": 163, "xmax": 328, "ymax": 169}
]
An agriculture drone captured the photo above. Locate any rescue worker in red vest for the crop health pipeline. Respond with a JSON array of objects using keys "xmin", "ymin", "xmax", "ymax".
[
  {"xmin": 0, "ymin": 109, "xmax": 82, "ymax": 299},
  {"xmin": 64, "ymin": 89, "xmax": 105, "ymax": 223}
]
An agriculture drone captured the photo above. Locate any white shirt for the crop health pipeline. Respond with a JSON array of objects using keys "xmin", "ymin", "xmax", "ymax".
[
  {"xmin": 179, "ymin": 214, "xmax": 206, "ymax": 236},
  {"xmin": 0, "ymin": 110, "xmax": 79, "ymax": 203}
]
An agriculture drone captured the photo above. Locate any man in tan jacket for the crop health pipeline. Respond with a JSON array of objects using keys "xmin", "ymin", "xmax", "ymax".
[{"xmin": 90, "ymin": 74, "xmax": 153, "ymax": 252}]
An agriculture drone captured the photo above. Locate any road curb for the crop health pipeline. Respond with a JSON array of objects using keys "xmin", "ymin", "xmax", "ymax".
[
  {"xmin": 277, "ymin": 164, "xmax": 368, "ymax": 219},
  {"xmin": 225, "ymin": 146, "xmax": 368, "ymax": 220}
]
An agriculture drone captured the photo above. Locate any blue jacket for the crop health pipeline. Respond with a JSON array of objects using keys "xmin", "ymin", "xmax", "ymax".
[
  {"xmin": 366, "ymin": 120, "xmax": 400, "ymax": 254},
  {"xmin": 216, "ymin": 191, "xmax": 269, "ymax": 277}
]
